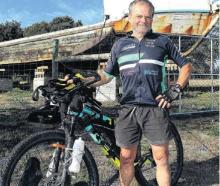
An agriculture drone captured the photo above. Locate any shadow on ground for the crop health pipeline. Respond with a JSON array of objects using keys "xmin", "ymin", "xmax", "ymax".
[{"xmin": 178, "ymin": 156, "xmax": 219, "ymax": 186}]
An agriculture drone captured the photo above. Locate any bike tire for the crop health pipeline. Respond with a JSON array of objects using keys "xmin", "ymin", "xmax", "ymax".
[
  {"xmin": 1, "ymin": 130, "xmax": 99, "ymax": 186},
  {"xmin": 135, "ymin": 121, "xmax": 183, "ymax": 186}
]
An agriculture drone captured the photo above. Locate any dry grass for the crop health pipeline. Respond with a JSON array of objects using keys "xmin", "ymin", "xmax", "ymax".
[{"xmin": 0, "ymin": 89, "xmax": 219, "ymax": 185}]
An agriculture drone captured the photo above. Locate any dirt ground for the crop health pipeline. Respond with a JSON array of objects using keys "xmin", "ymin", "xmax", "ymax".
[
  {"xmin": 0, "ymin": 109, "xmax": 218, "ymax": 186},
  {"xmin": 173, "ymin": 115, "xmax": 219, "ymax": 186}
]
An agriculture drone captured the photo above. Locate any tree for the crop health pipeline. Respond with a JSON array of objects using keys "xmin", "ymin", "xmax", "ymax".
[
  {"xmin": 0, "ymin": 23, "xmax": 5, "ymax": 42},
  {"xmin": 24, "ymin": 21, "xmax": 50, "ymax": 37},
  {"xmin": 23, "ymin": 16, "xmax": 83, "ymax": 37},
  {"xmin": 0, "ymin": 20, "xmax": 23, "ymax": 41},
  {"xmin": 49, "ymin": 16, "xmax": 82, "ymax": 32},
  {"xmin": 74, "ymin": 20, "xmax": 83, "ymax": 27},
  {"xmin": 0, "ymin": 16, "xmax": 83, "ymax": 40}
]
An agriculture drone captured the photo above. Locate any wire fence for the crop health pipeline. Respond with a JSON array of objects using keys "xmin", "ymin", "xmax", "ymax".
[
  {"xmin": 0, "ymin": 25, "xmax": 218, "ymax": 186},
  {"xmin": 95, "ymin": 31, "xmax": 220, "ymax": 114},
  {"xmin": 0, "ymin": 26, "xmax": 219, "ymax": 115}
]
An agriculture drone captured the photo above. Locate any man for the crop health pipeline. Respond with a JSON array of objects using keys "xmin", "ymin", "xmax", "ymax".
[{"xmin": 93, "ymin": 0, "xmax": 192, "ymax": 185}]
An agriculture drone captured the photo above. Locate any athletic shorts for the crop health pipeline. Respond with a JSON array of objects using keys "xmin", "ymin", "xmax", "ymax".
[{"xmin": 115, "ymin": 105, "xmax": 173, "ymax": 148}]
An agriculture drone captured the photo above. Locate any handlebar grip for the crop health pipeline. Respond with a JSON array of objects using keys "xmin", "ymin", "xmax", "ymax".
[
  {"xmin": 93, "ymin": 72, "xmax": 101, "ymax": 82},
  {"xmin": 84, "ymin": 72, "xmax": 101, "ymax": 86},
  {"xmin": 84, "ymin": 80, "xmax": 97, "ymax": 87}
]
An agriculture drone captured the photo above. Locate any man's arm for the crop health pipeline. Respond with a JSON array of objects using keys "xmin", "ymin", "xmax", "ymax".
[
  {"xmin": 91, "ymin": 71, "xmax": 114, "ymax": 87},
  {"xmin": 176, "ymin": 62, "xmax": 192, "ymax": 89},
  {"xmin": 156, "ymin": 62, "xmax": 192, "ymax": 108},
  {"xmin": 65, "ymin": 70, "xmax": 113, "ymax": 87}
]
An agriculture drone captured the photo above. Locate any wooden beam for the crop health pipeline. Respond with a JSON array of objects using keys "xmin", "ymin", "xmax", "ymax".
[
  {"xmin": 0, "ymin": 22, "xmax": 111, "ymax": 48},
  {"xmin": 0, "ymin": 26, "xmax": 113, "ymax": 65},
  {"xmin": 55, "ymin": 53, "xmax": 110, "ymax": 63}
]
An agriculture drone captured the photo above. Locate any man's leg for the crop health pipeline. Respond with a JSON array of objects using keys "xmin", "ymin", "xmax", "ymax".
[
  {"xmin": 119, "ymin": 145, "xmax": 137, "ymax": 186},
  {"xmin": 151, "ymin": 143, "xmax": 170, "ymax": 186}
]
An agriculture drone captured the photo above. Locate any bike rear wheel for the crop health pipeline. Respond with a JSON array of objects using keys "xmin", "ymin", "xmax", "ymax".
[
  {"xmin": 1, "ymin": 130, "xmax": 99, "ymax": 186},
  {"xmin": 135, "ymin": 121, "xmax": 183, "ymax": 186}
]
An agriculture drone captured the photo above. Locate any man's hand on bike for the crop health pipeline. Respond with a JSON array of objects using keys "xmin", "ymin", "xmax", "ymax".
[
  {"xmin": 64, "ymin": 74, "xmax": 96, "ymax": 88},
  {"xmin": 64, "ymin": 74, "xmax": 84, "ymax": 84},
  {"xmin": 156, "ymin": 84, "xmax": 182, "ymax": 109}
]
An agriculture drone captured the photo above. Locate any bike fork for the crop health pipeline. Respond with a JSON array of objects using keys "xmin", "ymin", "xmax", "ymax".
[{"xmin": 61, "ymin": 127, "xmax": 73, "ymax": 186}]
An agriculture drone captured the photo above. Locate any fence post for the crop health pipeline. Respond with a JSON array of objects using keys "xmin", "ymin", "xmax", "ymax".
[
  {"xmin": 52, "ymin": 39, "xmax": 59, "ymax": 79},
  {"xmin": 178, "ymin": 35, "xmax": 182, "ymax": 113},
  {"xmin": 210, "ymin": 39, "xmax": 214, "ymax": 110}
]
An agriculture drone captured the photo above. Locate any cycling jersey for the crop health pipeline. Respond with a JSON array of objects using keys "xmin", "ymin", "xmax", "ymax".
[{"xmin": 104, "ymin": 30, "xmax": 189, "ymax": 105}]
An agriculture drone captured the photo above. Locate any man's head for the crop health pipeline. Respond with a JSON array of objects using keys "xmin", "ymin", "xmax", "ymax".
[{"xmin": 128, "ymin": 0, "xmax": 154, "ymax": 38}]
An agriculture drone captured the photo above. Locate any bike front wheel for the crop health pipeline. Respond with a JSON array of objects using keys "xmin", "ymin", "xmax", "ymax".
[
  {"xmin": 1, "ymin": 130, "xmax": 99, "ymax": 186},
  {"xmin": 135, "ymin": 121, "xmax": 183, "ymax": 186}
]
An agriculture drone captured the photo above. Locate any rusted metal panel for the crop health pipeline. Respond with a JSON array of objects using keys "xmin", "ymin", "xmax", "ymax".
[{"xmin": 111, "ymin": 12, "xmax": 219, "ymax": 36}]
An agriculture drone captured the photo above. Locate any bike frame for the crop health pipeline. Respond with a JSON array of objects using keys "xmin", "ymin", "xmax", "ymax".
[
  {"xmin": 32, "ymin": 76, "xmax": 164, "ymax": 185},
  {"xmin": 59, "ymin": 98, "xmax": 153, "ymax": 185}
]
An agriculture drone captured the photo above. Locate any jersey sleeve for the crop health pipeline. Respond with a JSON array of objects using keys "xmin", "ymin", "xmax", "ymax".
[
  {"xmin": 104, "ymin": 41, "xmax": 119, "ymax": 77},
  {"xmin": 165, "ymin": 37, "xmax": 190, "ymax": 67}
]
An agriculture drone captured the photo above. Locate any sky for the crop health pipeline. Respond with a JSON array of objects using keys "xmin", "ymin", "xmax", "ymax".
[
  {"xmin": 0, "ymin": 0, "xmax": 218, "ymax": 28},
  {"xmin": 0, "ymin": 0, "xmax": 104, "ymax": 28}
]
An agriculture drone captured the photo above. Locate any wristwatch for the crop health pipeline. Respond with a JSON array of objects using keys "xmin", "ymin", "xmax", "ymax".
[{"xmin": 172, "ymin": 84, "xmax": 182, "ymax": 93}]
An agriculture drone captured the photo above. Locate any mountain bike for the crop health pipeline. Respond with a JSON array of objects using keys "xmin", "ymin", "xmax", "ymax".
[{"xmin": 1, "ymin": 73, "xmax": 183, "ymax": 186}]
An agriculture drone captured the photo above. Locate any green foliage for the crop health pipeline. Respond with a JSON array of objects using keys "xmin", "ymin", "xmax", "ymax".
[
  {"xmin": 0, "ymin": 16, "xmax": 83, "ymax": 40},
  {"xmin": 50, "ymin": 16, "xmax": 82, "ymax": 32},
  {"xmin": 49, "ymin": 16, "xmax": 82, "ymax": 32},
  {"xmin": 0, "ymin": 23, "xmax": 4, "ymax": 41},
  {"xmin": 24, "ymin": 21, "xmax": 50, "ymax": 37},
  {"xmin": 0, "ymin": 20, "xmax": 23, "ymax": 42},
  {"xmin": 24, "ymin": 16, "xmax": 83, "ymax": 37}
]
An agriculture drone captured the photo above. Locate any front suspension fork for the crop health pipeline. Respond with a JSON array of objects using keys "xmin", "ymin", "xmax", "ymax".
[{"xmin": 61, "ymin": 119, "xmax": 75, "ymax": 186}]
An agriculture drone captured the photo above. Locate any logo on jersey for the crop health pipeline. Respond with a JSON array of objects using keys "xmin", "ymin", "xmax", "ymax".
[
  {"xmin": 121, "ymin": 44, "xmax": 136, "ymax": 52},
  {"xmin": 144, "ymin": 69, "xmax": 159, "ymax": 76},
  {"xmin": 145, "ymin": 39, "xmax": 156, "ymax": 48}
]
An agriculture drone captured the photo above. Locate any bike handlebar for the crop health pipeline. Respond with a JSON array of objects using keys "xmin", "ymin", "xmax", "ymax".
[{"xmin": 32, "ymin": 72, "xmax": 101, "ymax": 102}]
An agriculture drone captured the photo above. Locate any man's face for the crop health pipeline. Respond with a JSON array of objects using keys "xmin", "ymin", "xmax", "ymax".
[{"xmin": 128, "ymin": 2, "xmax": 153, "ymax": 36}]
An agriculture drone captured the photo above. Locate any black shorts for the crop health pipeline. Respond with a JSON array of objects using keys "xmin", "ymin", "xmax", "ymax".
[{"xmin": 115, "ymin": 105, "xmax": 173, "ymax": 148}]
